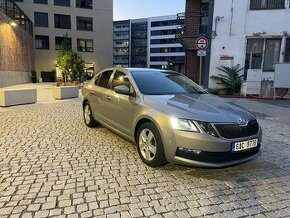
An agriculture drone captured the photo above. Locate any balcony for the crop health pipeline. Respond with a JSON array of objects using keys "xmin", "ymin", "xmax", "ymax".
[
  {"xmin": 0, "ymin": 0, "xmax": 33, "ymax": 35},
  {"xmin": 113, "ymin": 27, "xmax": 130, "ymax": 32},
  {"xmin": 114, "ymin": 35, "xmax": 129, "ymax": 40},
  {"xmin": 113, "ymin": 59, "xmax": 129, "ymax": 64},
  {"xmin": 114, "ymin": 51, "xmax": 129, "ymax": 56},
  {"xmin": 175, "ymin": 12, "xmax": 209, "ymax": 50}
]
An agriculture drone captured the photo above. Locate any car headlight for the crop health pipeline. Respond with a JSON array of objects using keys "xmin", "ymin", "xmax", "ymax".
[
  {"xmin": 170, "ymin": 118, "xmax": 199, "ymax": 132},
  {"xmin": 198, "ymin": 122, "xmax": 218, "ymax": 137}
]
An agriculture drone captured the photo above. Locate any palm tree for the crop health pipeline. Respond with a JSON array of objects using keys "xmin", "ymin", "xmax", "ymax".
[{"xmin": 211, "ymin": 64, "xmax": 244, "ymax": 95}]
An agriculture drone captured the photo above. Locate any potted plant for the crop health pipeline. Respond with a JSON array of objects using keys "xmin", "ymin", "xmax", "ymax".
[
  {"xmin": 53, "ymin": 33, "xmax": 85, "ymax": 99},
  {"xmin": 31, "ymin": 70, "xmax": 37, "ymax": 83},
  {"xmin": 210, "ymin": 64, "xmax": 244, "ymax": 95}
]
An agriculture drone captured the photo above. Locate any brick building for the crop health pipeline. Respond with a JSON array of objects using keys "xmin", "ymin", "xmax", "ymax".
[{"xmin": 0, "ymin": 0, "xmax": 34, "ymax": 88}]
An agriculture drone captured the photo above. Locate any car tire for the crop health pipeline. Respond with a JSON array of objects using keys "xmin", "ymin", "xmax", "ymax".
[
  {"xmin": 83, "ymin": 101, "xmax": 99, "ymax": 128},
  {"xmin": 137, "ymin": 122, "xmax": 167, "ymax": 167}
]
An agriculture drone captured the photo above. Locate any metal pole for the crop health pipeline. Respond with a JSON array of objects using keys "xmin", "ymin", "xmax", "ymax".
[{"xmin": 199, "ymin": 56, "xmax": 202, "ymax": 85}]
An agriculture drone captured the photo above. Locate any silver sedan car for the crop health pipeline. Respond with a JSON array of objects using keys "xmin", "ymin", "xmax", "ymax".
[{"xmin": 82, "ymin": 68, "xmax": 262, "ymax": 168}]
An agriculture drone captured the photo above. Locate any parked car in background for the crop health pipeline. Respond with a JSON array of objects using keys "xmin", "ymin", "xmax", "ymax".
[{"xmin": 82, "ymin": 68, "xmax": 262, "ymax": 168}]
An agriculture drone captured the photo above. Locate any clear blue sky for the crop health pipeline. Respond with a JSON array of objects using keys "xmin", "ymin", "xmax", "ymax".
[{"xmin": 113, "ymin": 0, "xmax": 186, "ymax": 21}]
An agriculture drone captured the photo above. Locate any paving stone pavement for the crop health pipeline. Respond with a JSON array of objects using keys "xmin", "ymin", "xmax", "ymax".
[{"xmin": 0, "ymin": 97, "xmax": 290, "ymax": 218}]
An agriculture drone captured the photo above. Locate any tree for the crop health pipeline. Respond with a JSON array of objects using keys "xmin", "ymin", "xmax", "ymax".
[
  {"xmin": 56, "ymin": 33, "xmax": 85, "ymax": 84},
  {"xmin": 211, "ymin": 64, "xmax": 244, "ymax": 95}
]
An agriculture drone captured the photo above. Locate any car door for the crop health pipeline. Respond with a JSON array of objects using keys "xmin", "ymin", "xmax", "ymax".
[
  {"xmin": 105, "ymin": 70, "xmax": 135, "ymax": 137},
  {"xmin": 90, "ymin": 70, "xmax": 114, "ymax": 122}
]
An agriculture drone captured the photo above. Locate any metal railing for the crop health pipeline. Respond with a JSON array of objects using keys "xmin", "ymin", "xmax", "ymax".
[{"xmin": 0, "ymin": 0, "xmax": 33, "ymax": 35}]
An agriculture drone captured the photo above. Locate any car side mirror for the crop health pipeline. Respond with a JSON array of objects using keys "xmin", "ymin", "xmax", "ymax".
[{"xmin": 114, "ymin": 85, "xmax": 131, "ymax": 96}]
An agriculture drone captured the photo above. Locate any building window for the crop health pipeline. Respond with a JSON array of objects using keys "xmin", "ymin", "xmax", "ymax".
[
  {"xmin": 35, "ymin": 35, "xmax": 50, "ymax": 49},
  {"xmin": 245, "ymin": 38, "xmax": 282, "ymax": 72},
  {"xmin": 76, "ymin": 17, "xmax": 93, "ymax": 31},
  {"xmin": 77, "ymin": 39, "xmax": 93, "ymax": 52},
  {"xmin": 54, "ymin": 14, "xmax": 71, "ymax": 29},
  {"xmin": 76, "ymin": 0, "xmax": 93, "ymax": 9},
  {"xmin": 34, "ymin": 0, "xmax": 48, "ymax": 4},
  {"xmin": 34, "ymin": 12, "xmax": 48, "ymax": 27},
  {"xmin": 245, "ymin": 38, "xmax": 264, "ymax": 70},
  {"xmin": 250, "ymin": 0, "xmax": 285, "ymax": 9},
  {"xmin": 55, "ymin": 36, "xmax": 72, "ymax": 50},
  {"xmin": 263, "ymin": 39, "xmax": 281, "ymax": 71},
  {"xmin": 285, "ymin": 38, "xmax": 290, "ymax": 62},
  {"xmin": 54, "ymin": 0, "xmax": 70, "ymax": 6}
]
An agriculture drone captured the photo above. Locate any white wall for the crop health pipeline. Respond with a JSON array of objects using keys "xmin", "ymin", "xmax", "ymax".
[{"xmin": 209, "ymin": 0, "xmax": 290, "ymax": 88}]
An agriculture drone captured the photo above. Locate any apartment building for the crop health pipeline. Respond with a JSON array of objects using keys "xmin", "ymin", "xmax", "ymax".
[
  {"xmin": 113, "ymin": 15, "xmax": 185, "ymax": 73},
  {"xmin": 113, "ymin": 20, "xmax": 130, "ymax": 67},
  {"xmin": 15, "ymin": 0, "xmax": 113, "ymax": 81}
]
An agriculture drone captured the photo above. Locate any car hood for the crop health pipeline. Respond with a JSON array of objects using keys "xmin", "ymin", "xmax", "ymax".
[{"xmin": 144, "ymin": 94, "xmax": 256, "ymax": 123}]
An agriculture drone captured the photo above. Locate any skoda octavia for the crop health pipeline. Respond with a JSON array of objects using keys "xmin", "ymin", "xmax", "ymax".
[{"xmin": 82, "ymin": 68, "xmax": 262, "ymax": 168}]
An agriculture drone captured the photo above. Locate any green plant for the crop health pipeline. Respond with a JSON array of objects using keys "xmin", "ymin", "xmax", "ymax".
[
  {"xmin": 210, "ymin": 64, "xmax": 244, "ymax": 95},
  {"xmin": 56, "ymin": 33, "xmax": 85, "ymax": 84},
  {"xmin": 31, "ymin": 70, "xmax": 37, "ymax": 83}
]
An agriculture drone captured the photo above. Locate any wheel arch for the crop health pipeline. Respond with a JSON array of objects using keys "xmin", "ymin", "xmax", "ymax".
[{"xmin": 134, "ymin": 116, "xmax": 163, "ymax": 144}]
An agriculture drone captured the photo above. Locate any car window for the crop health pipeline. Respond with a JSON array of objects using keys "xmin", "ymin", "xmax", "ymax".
[
  {"xmin": 130, "ymin": 70, "xmax": 206, "ymax": 95},
  {"xmin": 110, "ymin": 71, "xmax": 132, "ymax": 90},
  {"xmin": 94, "ymin": 73, "xmax": 101, "ymax": 86},
  {"xmin": 97, "ymin": 70, "xmax": 114, "ymax": 88}
]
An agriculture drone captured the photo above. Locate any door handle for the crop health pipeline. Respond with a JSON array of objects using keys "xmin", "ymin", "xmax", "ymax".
[
  {"xmin": 90, "ymin": 90, "xmax": 95, "ymax": 95},
  {"xmin": 106, "ymin": 96, "xmax": 111, "ymax": 100}
]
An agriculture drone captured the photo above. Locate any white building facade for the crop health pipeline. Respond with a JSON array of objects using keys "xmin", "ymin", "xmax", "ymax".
[
  {"xmin": 208, "ymin": 0, "xmax": 290, "ymax": 92},
  {"xmin": 147, "ymin": 15, "xmax": 185, "ymax": 73}
]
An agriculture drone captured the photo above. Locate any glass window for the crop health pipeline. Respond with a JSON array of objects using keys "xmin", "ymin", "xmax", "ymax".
[
  {"xmin": 77, "ymin": 39, "xmax": 93, "ymax": 52},
  {"xmin": 245, "ymin": 38, "xmax": 264, "ymax": 70},
  {"xmin": 285, "ymin": 38, "xmax": 290, "ymax": 62},
  {"xmin": 35, "ymin": 35, "xmax": 49, "ymax": 49},
  {"xmin": 250, "ymin": 0, "xmax": 285, "ymax": 9},
  {"xmin": 34, "ymin": 0, "xmax": 48, "ymax": 4},
  {"xmin": 76, "ymin": 0, "xmax": 93, "ymax": 9},
  {"xmin": 97, "ymin": 71, "xmax": 113, "ymax": 88},
  {"xmin": 110, "ymin": 71, "xmax": 132, "ymax": 90},
  {"xmin": 77, "ymin": 17, "xmax": 93, "ymax": 31},
  {"xmin": 54, "ymin": 0, "xmax": 70, "ymax": 6},
  {"xmin": 55, "ymin": 36, "xmax": 72, "ymax": 50},
  {"xmin": 263, "ymin": 39, "xmax": 281, "ymax": 71},
  {"xmin": 131, "ymin": 70, "xmax": 206, "ymax": 95},
  {"xmin": 54, "ymin": 14, "xmax": 71, "ymax": 29},
  {"xmin": 34, "ymin": 12, "xmax": 48, "ymax": 27}
]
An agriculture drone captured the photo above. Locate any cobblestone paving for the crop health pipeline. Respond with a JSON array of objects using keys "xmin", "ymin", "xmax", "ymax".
[{"xmin": 0, "ymin": 98, "xmax": 290, "ymax": 218}]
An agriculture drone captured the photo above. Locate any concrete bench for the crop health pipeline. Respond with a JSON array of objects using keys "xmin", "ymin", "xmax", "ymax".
[
  {"xmin": 53, "ymin": 86, "xmax": 79, "ymax": 100},
  {"xmin": 0, "ymin": 89, "xmax": 37, "ymax": 107}
]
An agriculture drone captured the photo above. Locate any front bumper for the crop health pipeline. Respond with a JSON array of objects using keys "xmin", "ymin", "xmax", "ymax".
[{"xmin": 162, "ymin": 127, "xmax": 262, "ymax": 168}]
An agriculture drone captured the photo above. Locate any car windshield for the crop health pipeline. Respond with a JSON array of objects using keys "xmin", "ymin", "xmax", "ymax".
[{"xmin": 130, "ymin": 70, "xmax": 207, "ymax": 95}]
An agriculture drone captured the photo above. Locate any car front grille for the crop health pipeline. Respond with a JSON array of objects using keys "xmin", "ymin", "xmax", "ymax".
[{"xmin": 214, "ymin": 119, "xmax": 259, "ymax": 139}]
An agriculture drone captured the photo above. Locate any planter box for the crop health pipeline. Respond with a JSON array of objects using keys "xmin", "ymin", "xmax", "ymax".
[
  {"xmin": 53, "ymin": 86, "xmax": 79, "ymax": 100},
  {"xmin": 0, "ymin": 89, "xmax": 37, "ymax": 107}
]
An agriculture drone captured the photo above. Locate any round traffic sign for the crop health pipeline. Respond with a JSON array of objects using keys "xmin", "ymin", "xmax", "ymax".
[{"xmin": 195, "ymin": 36, "xmax": 208, "ymax": 51}]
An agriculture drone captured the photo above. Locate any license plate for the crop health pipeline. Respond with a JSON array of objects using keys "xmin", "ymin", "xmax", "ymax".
[{"xmin": 232, "ymin": 139, "xmax": 258, "ymax": 152}]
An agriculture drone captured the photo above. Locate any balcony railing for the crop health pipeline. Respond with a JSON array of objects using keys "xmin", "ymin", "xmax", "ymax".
[{"xmin": 0, "ymin": 0, "xmax": 33, "ymax": 35}]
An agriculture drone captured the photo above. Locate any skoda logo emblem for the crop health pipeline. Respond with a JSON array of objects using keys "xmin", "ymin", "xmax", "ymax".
[{"xmin": 238, "ymin": 118, "xmax": 246, "ymax": 125}]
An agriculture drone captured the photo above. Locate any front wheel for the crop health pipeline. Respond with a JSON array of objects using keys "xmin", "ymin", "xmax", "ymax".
[
  {"xmin": 137, "ymin": 122, "xmax": 167, "ymax": 167},
  {"xmin": 83, "ymin": 102, "xmax": 99, "ymax": 128}
]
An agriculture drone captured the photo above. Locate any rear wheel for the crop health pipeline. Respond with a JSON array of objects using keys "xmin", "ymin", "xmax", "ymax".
[
  {"xmin": 137, "ymin": 122, "xmax": 167, "ymax": 167},
  {"xmin": 83, "ymin": 102, "xmax": 99, "ymax": 127}
]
